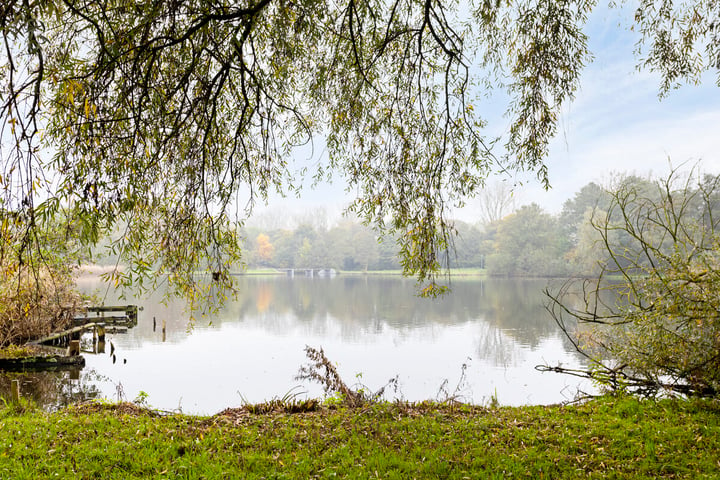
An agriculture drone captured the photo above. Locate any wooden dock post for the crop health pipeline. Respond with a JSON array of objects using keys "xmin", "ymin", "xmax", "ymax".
[
  {"xmin": 10, "ymin": 379, "xmax": 20, "ymax": 403},
  {"xmin": 68, "ymin": 339, "xmax": 81, "ymax": 356},
  {"xmin": 126, "ymin": 305, "xmax": 138, "ymax": 326},
  {"xmin": 96, "ymin": 325, "xmax": 106, "ymax": 343},
  {"xmin": 95, "ymin": 325, "xmax": 106, "ymax": 353}
]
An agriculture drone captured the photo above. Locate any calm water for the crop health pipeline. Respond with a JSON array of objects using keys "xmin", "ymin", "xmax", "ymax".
[{"xmin": 1, "ymin": 276, "xmax": 594, "ymax": 413}]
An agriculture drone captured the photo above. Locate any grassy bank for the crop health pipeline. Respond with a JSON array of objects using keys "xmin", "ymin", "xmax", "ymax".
[{"xmin": 1, "ymin": 395, "xmax": 719, "ymax": 478}]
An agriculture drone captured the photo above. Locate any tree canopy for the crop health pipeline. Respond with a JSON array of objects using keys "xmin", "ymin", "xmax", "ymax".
[{"xmin": 2, "ymin": 0, "xmax": 719, "ymax": 298}]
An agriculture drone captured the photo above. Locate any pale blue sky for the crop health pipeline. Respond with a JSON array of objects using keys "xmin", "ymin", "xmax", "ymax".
[
  {"xmin": 250, "ymin": 3, "xmax": 720, "ymax": 226},
  {"xmin": 509, "ymin": 4, "xmax": 720, "ymax": 215}
]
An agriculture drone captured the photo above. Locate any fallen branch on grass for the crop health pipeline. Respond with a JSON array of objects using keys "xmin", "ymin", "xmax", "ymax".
[{"xmin": 295, "ymin": 346, "xmax": 399, "ymax": 407}]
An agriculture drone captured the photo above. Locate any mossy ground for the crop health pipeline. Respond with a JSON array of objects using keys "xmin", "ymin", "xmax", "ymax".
[
  {"xmin": 1, "ymin": 395, "xmax": 719, "ymax": 479},
  {"xmin": 0, "ymin": 344, "xmax": 44, "ymax": 359}
]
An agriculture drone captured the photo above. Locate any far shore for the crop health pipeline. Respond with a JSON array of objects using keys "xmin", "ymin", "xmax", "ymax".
[
  {"xmin": 73, "ymin": 265, "xmax": 489, "ymax": 280},
  {"xmin": 73, "ymin": 265, "xmax": 123, "ymax": 285}
]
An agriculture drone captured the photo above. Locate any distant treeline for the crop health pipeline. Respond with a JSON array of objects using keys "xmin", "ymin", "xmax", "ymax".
[
  {"xmin": 90, "ymin": 173, "xmax": 720, "ymax": 277},
  {"xmin": 241, "ymin": 173, "xmax": 720, "ymax": 277}
]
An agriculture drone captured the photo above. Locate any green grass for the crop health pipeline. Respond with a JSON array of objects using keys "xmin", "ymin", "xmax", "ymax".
[{"xmin": 1, "ymin": 395, "xmax": 719, "ymax": 478}]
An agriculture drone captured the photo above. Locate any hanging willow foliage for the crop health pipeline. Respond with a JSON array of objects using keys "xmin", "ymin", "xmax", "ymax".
[{"xmin": 1, "ymin": 0, "xmax": 718, "ymax": 300}]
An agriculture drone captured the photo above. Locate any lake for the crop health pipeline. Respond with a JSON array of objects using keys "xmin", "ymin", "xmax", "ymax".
[{"xmin": 0, "ymin": 275, "xmax": 595, "ymax": 414}]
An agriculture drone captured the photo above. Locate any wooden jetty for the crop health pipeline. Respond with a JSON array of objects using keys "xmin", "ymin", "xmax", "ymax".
[
  {"xmin": 80, "ymin": 305, "xmax": 138, "ymax": 327},
  {"xmin": 33, "ymin": 305, "xmax": 139, "ymax": 348},
  {"xmin": 0, "ymin": 305, "xmax": 139, "ymax": 372}
]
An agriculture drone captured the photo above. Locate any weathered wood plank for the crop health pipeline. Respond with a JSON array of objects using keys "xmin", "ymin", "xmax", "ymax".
[
  {"xmin": 73, "ymin": 316, "xmax": 131, "ymax": 326},
  {"xmin": 83, "ymin": 305, "xmax": 138, "ymax": 326},
  {"xmin": 87, "ymin": 305, "xmax": 136, "ymax": 313}
]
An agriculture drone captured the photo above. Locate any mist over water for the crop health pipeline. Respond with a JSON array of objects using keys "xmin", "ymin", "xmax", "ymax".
[{"xmin": 1, "ymin": 276, "xmax": 594, "ymax": 413}]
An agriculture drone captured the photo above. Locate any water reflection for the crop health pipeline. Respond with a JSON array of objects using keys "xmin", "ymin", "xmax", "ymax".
[
  {"xmin": 201, "ymin": 277, "xmax": 563, "ymax": 345},
  {"xmin": 0, "ymin": 369, "xmax": 105, "ymax": 411},
  {"xmin": 1, "ymin": 276, "xmax": 594, "ymax": 413}
]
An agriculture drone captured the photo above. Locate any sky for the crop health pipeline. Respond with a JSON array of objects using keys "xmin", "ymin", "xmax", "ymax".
[
  {"xmin": 247, "ymin": 4, "xmax": 720, "ymax": 227},
  {"xmin": 509, "ymin": 5, "xmax": 720, "ymax": 215}
]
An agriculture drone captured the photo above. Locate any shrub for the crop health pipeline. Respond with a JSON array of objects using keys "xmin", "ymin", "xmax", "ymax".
[
  {"xmin": 0, "ymin": 263, "xmax": 81, "ymax": 347},
  {"xmin": 546, "ymin": 166, "xmax": 720, "ymax": 397}
]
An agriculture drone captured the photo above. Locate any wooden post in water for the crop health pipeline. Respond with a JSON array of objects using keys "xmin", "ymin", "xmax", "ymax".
[
  {"xmin": 96, "ymin": 325, "xmax": 106, "ymax": 343},
  {"xmin": 126, "ymin": 305, "xmax": 138, "ymax": 326},
  {"xmin": 162, "ymin": 319, "xmax": 166, "ymax": 342},
  {"xmin": 68, "ymin": 339, "xmax": 81, "ymax": 356},
  {"xmin": 67, "ymin": 330, "xmax": 79, "ymax": 349},
  {"xmin": 96, "ymin": 325, "xmax": 106, "ymax": 353},
  {"xmin": 10, "ymin": 379, "xmax": 20, "ymax": 403}
]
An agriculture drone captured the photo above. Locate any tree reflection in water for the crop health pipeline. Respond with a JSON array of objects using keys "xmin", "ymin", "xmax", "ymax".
[{"xmin": 14, "ymin": 276, "xmax": 594, "ymax": 412}]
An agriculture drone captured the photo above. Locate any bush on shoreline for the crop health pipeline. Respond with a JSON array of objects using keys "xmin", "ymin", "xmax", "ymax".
[{"xmin": 0, "ymin": 263, "xmax": 81, "ymax": 347}]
